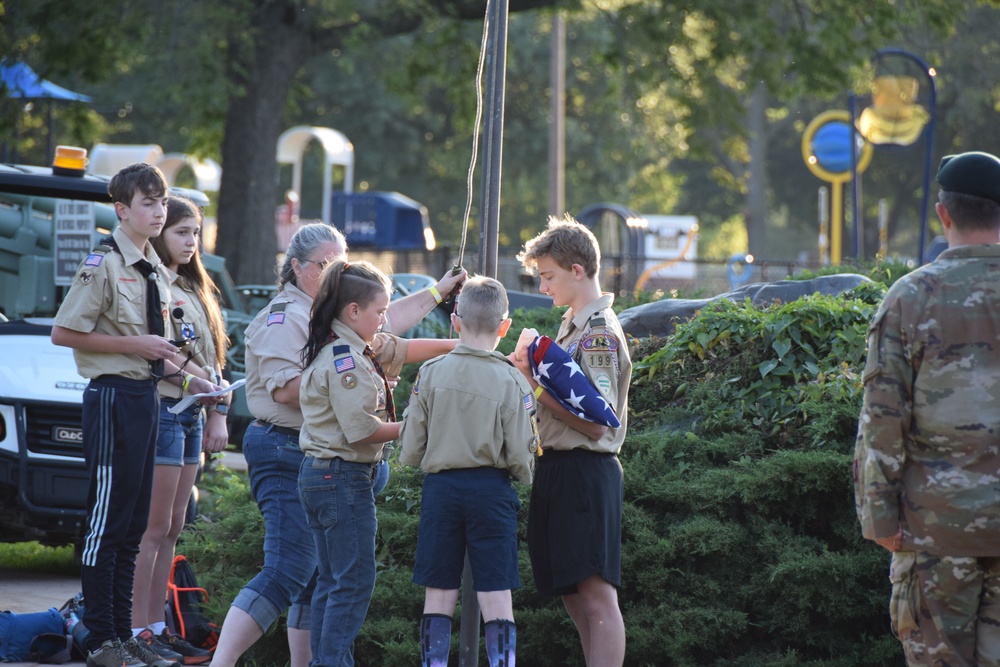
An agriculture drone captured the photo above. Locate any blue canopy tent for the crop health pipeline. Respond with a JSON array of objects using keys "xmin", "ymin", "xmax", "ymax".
[{"xmin": 0, "ymin": 61, "xmax": 93, "ymax": 163}]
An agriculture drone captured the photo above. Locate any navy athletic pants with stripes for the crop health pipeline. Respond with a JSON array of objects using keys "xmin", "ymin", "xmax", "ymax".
[{"xmin": 79, "ymin": 375, "xmax": 159, "ymax": 652}]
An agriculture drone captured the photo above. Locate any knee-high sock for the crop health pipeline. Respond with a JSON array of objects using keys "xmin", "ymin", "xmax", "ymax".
[
  {"xmin": 484, "ymin": 619, "xmax": 516, "ymax": 667},
  {"xmin": 420, "ymin": 614, "xmax": 452, "ymax": 667}
]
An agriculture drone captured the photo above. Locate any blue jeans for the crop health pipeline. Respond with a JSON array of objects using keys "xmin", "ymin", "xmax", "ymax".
[
  {"xmin": 232, "ymin": 421, "xmax": 316, "ymax": 632},
  {"xmin": 299, "ymin": 455, "xmax": 378, "ymax": 667}
]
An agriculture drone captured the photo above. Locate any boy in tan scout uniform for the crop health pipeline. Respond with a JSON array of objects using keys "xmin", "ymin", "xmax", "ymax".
[
  {"xmin": 510, "ymin": 215, "xmax": 632, "ymax": 667},
  {"xmin": 52, "ymin": 163, "xmax": 217, "ymax": 667},
  {"xmin": 398, "ymin": 276, "xmax": 538, "ymax": 667}
]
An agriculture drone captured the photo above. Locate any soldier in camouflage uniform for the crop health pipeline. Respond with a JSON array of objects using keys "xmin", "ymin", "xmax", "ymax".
[{"xmin": 854, "ymin": 151, "xmax": 1000, "ymax": 667}]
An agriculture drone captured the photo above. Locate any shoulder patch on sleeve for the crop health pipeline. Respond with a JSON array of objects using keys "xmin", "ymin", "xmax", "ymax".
[
  {"xmin": 332, "ymin": 344, "xmax": 352, "ymax": 356},
  {"xmin": 84, "ymin": 253, "xmax": 105, "ymax": 267},
  {"xmin": 581, "ymin": 332, "xmax": 619, "ymax": 352},
  {"xmin": 334, "ymin": 355, "xmax": 356, "ymax": 374}
]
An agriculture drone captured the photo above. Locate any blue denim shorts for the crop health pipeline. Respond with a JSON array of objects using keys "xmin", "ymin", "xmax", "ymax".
[
  {"xmin": 412, "ymin": 468, "xmax": 521, "ymax": 592},
  {"xmin": 156, "ymin": 398, "xmax": 204, "ymax": 466}
]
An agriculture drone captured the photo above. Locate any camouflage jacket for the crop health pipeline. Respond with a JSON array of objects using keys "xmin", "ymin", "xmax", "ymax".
[{"xmin": 854, "ymin": 243, "xmax": 1000, "ymax": 556}]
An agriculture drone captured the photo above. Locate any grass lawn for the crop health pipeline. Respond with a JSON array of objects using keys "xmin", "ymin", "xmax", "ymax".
[{"xmin": 0, "ymin": 541, "xmax": 76, "ymax": 574}]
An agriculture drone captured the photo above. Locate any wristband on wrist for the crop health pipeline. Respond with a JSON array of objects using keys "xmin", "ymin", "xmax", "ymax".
[
  {"xmin": 534, "ymin": 384, "xmax": 545, "ymax": 399},
  {"xmin": 182, "ymin": 373, "xmax": 195, "ymax": 393},
  {"xmin": 429, "ymin": 285, "xmax": 443, "ymax": 304}
]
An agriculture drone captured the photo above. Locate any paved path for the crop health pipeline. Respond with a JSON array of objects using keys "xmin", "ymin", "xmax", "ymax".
[{"xmin": 0, "ymin": 450, "xmax": 246, "ymax": 665}]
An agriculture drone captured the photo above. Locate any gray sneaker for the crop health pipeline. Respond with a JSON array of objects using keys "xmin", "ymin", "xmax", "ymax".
[
  {"xmin": 86, "ymin": 639, "xmax": 145, "ymax": 667},
  {"xmin": 123, "ymin": 635, "xmax": 181, "ymax": 667}
]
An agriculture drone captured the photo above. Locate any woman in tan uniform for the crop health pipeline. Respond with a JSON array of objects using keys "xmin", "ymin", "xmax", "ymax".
[
  {"xmin": 131, "ymin": 195, "xmax": 227, "ymax": 664},
  {"xmin": 211, "ymin": 224, "xmax": 465, "ymax": 667}
]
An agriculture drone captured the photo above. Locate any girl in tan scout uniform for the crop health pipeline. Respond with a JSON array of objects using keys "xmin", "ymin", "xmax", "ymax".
[
  {"xmin": 130, "ymin": 195, "xmax": 227, "ymax": 665},
  {"xmin": 297, "ymin": 260, "xmax": 457, "ymax": 667}
]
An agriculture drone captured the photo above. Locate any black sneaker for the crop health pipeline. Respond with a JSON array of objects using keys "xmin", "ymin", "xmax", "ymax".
[
  {"xmin": 86, "ymin": 639, "xmax": 145, "ymax": 667},
  {"xmin": 157, "ymin": 629, "xmax": 212, "ymax": 665},
  {"xmin": 137, "ymin": 629, "xmax": 186, "ymax": 662},
  {"xmin": 123, "ymin": 634, "xmax": 181, "ymax": 667}
]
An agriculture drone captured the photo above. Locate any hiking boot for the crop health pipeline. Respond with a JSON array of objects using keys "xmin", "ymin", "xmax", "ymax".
[
  {"xmin": 157, "ymin": 629, "xmax": 212, "ymax": 665},
  {"xmin": 86, "ymin": 639, "xmax": 145, "ymax": 667},
  {"xmin": 123, "ymin": 635, "xmax": 181, "ymax": 667}
]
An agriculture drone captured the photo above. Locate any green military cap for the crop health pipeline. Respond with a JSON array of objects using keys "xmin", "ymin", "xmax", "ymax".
[{"xmin": 936, "ymin": 151, "xmax": 1000, "ymax": 204}]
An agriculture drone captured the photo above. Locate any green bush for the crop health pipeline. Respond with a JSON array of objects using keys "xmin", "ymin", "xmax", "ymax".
[
  {"xmin": 181, "ymin": 288, "xmax": 903, "ymax": 665},
  {"xmin": 790, "ymin": 259, "xmax": 912, "ymax": 289}
]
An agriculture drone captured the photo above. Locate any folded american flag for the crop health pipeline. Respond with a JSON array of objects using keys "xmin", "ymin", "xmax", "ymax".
[{"xmin": 528, "ymin": 335, "xmax": 621, "ymax": 428}]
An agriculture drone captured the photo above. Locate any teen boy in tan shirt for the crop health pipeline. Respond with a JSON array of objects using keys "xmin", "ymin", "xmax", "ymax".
[
  {"xmin": 52, "ymin": 164, "xmax": 217, "ymax": 667},
  {"xmin": 510, "ymin": 216, "xmax": 632, "ymax": 667}
]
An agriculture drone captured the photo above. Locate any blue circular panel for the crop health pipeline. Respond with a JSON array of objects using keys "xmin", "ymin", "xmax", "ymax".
[{"xmin": 811, "ymin": 122, "xmax": 853, "ymax": 174}]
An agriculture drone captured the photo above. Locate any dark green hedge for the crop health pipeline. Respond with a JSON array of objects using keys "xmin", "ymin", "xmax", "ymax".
[{"xmin": 180, "ymin": 283, "xmax": 903, "ymax": 666}]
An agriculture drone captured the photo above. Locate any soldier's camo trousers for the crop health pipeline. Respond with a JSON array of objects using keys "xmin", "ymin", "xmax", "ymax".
[{"xmin": 890, "ymin": 551, "xmax": 1000, "ymax": 666}]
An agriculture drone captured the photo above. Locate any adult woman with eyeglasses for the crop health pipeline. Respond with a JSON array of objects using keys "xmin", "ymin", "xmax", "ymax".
[{"xmin": 211, "ymin": 222, "xmax": 466, "ymax": 667}]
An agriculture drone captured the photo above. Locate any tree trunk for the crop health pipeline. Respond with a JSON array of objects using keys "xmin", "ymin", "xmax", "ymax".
[
  {"xmin": 215, "ymin": 8, "xmax": 307, "ymax": 285},
  {"xmin": 746, "ymin": 83, "xmax": 769, "ymax": 259}
]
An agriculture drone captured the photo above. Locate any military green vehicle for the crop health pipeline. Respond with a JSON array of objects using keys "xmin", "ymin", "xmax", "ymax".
[{"xmin": 0, "ymin": 159, "xmax": 257, "ymax": 550}]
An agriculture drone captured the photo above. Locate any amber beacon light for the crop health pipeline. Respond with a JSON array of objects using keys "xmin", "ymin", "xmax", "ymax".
[{"xmin": 52, "ymin": 145, "xmax": 88, "ymax": 176}]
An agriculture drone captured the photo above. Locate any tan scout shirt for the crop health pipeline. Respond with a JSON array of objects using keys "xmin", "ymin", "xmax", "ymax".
[
  {"xmin": 536, "ymin": 294, "xmax": 631, "ymax": 454},
  {"xmin": 54, "ymin": 226, "xmax": 170, "ymax": 380},
  {"xmin": 243, "ymin": 284, "xmax": 313, "ymax": 429},
  {"xmin": 398, "ymin": 344, "xmax": 538, "ymax": 485},
  {"xmin": 298, "ymin": 319, "xmax": 408, "ymax": 462},
  {"xmin": 158, "ymin": 274, "xmax": 222, "ymax": 400}
]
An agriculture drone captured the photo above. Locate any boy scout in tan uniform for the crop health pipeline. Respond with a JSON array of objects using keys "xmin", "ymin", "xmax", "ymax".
[
  {"xmin": 51, "ymin": 163, "xmax": 183, "ymax": 667},
  {"xmin": 56, "ymin": 224, "xmax": 172, "ymax": 381},
  {"xmin": 398, "ymin": 276, "xmax": 538, "ymax": 667},
  {"xmin": 539, "ymin": 294, "xmax": 630, "ymax": 454},
  {"xmin": 510, "ymin": 216, "xmax": 631, "ymax": 667},
  {"xmin": 398, "ymin": 345, "xmax": 537, "ymax": 482}
]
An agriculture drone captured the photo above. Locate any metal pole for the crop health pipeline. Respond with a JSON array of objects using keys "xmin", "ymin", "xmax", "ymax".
[
  {"xmin": 548, "ymin": 13, "xmax": 565, "ymax": 217},
  {"xmin": 476, "ymin": 0, "xmax": 508, "ymax": 281},
  {"xmin": 818, "ymin": 186, "xmax": 829, "ymax": 265},
  {"xmin": 916, "ymin": 62, "xmax": 936, "ymax": 266},
  {"xmin": 465, "ymin": 1, "xmax": 508, "ymax": 664},
  {"xmin": 864, "ymin": 48, "xmax": 936, "ymax": 264},
  {"xmin": 878, "ymin": 198, "xmax": 888, "ymax": 258},
  {"xmin": 848, "ymin": 92, "xmax": 861, "ymax": 261}
]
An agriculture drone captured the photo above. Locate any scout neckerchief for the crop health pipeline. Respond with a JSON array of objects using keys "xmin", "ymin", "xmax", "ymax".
[
  {"xmin": 98, "ymin": 234, "xmax": 165, "ymax": 379},
  {"xmin": 327, "ymin": 331, "xmax": 396, "ymax": 422}
]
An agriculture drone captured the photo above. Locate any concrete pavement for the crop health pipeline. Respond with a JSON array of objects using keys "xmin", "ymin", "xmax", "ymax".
[{"xmin": 0, "ymin": 450, "xmax": 246, "ymax": 665}]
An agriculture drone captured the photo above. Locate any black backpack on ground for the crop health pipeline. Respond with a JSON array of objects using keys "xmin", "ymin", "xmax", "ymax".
[{"xmin": 166, "ymin": 554, "xmax": 219, "ymax": 651}]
